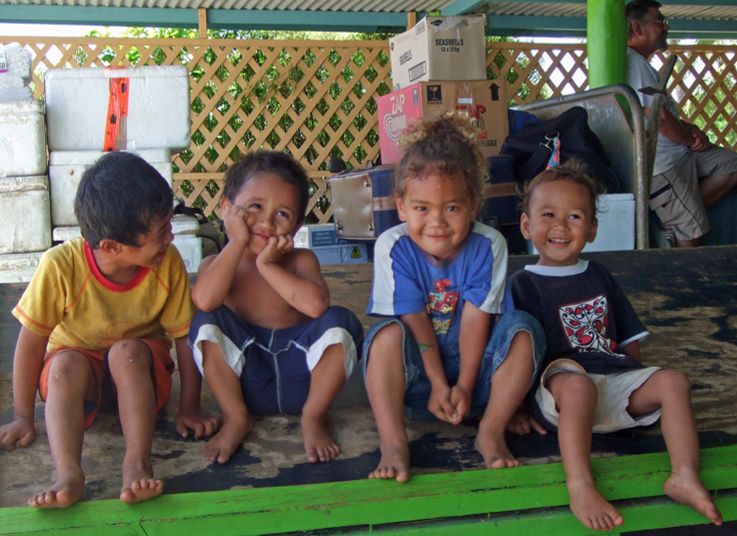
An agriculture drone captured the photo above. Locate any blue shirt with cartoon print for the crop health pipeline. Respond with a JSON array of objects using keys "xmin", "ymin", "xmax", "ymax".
[{"xmin": 367, "ymin": 222, "xmax": 512, "ymax": 352}]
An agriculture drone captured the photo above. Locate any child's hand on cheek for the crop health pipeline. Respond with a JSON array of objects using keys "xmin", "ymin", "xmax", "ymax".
[
  {"xmin": 256, "ymin": 234, "xmax": 294, "ymax": 268},
  {"xmin": 222, "ymin": 203, "xmax": 250, "ymax": 246}
]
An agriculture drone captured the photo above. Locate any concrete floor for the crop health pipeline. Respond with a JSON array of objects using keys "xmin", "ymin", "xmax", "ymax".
[{"xmin": 2, "ymin": 248, "xmax": 737, "ymax": 524}]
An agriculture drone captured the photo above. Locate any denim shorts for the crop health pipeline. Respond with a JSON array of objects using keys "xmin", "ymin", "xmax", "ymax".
[{"xmin": 362, "ymin": 310, "xmax": 545, "ymax": 420}]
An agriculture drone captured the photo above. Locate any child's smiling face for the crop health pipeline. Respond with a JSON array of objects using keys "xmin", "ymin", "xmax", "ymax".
[
  {"xmin": 396, "ymin": 172, "xmax": 478, "ymax": 261},
  {"xmin": 230, "ymin": 172, "xmax": 302, "ymax": 255},
  {"xmin": 520, "ymin": 178, "xmax": 598, "ymax": 267}
]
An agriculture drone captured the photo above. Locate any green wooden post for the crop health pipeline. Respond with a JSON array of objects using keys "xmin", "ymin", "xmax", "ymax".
[{"xmin": 587, "ymin": 0, "xmax": 627, "ymax": 88}]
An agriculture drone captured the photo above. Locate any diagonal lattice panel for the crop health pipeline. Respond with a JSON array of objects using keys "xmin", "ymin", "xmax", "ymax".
[{"xmin": 11, "ymin": 37, "xmax": 735, "ymax": 222}]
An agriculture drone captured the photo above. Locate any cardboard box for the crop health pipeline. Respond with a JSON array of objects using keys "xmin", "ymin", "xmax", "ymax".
[
  {"xmin": 389, "ymin": 15, "xmax": 487, "ymax": 91},
  {"xmin": 378, "ymin": 80, "xmax": 508, "ymax": 164}
]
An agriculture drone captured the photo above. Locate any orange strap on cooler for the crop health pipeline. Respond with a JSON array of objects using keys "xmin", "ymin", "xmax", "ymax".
[{"xmin": 103, "ymin": 75, "xmax": 130, "ymax": 152}]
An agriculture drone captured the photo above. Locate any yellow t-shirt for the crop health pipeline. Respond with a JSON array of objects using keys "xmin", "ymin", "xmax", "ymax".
[{"xmin": 13, "ymin": 238, "xmax": 195, "ymax": 353}]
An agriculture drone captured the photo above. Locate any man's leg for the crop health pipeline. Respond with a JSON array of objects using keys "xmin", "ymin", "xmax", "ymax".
[
  {"xmin": 29, "ymin": 351, "xmax": 96, "ymax": 508},
  {"xmin": 700, "ymin": 172, "xmax": 737, "ymax": 209}
]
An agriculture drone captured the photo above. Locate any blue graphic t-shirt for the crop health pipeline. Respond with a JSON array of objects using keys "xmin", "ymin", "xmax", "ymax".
[{"xmin": 367, "ymin": 222, "xmax": 512, "ymax": 351}]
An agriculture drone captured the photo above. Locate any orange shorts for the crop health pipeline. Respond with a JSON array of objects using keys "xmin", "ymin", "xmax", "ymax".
[{"xmin": 39, "ymin": 339, "xmax": 174, "ymax": 429}]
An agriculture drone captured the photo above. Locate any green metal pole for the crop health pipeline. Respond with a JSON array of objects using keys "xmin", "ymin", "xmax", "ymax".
[{"xmin": 587, "ymin": 0, "xmax": 626, "ymax": 88}]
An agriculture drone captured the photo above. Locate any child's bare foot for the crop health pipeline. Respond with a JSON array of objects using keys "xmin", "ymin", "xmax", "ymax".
[
  {"xmin": 369, "ymin": 443, "xmax": 410, "ymax": 482},
  {"xmin": 475, "ymin": 427, "xmax": 521, "ymax": 469},
  {"xmin": 28, "ymin": 469, "xmax": 85, "ymax": 508},
  {"xmin": 301, "ymin": 414, "xmax": 340, "ymax": 463},
  {"xmin": 568, "ymin": 478, "xmax": 624, "ymax": 531},
  {"xmin": 202, "ymin": 415, "xmax": 253, "ymax": 464},
  {"xmin": 664, "ymin": 469, "xmax": 723, "ymax": 525},
  {"xmin": 120, "ymin": 458, "xmax": 163, "ymax": 503}
]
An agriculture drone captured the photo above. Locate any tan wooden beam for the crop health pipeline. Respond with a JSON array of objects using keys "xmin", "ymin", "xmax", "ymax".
[
  {"xmin": 198, "ymin": 8, "xmax": 208, "ymax": 38},
  {"xmin": 407, "ymin": 11, "xmax": 417, "ymax": 30}
]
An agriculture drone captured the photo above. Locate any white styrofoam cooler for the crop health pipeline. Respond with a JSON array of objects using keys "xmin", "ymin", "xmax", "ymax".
[
  {"xmin": 0, "ymin": 175, "xmax": 52, "ymax": 254},
  {"xmin": 45, "ymin": 66, "xmax": 191, "ymax": 152},
  {"xmin": 49, "ymin": 149, "xmax": 173, "ymax": 226},
  {"xmin": 171, "ymin": 214, "xmax": 203, "ymax": 274},
  {"xmin": 52, "ymin": 214, "xmax": 202, "ymax": 274},
  {"xmin": 0, "ymin": 99, "xmax": 47, "ymax": 177},
  {"xmin": 526, "ymin": 193, "xmax": 636, "ymax": 254},
  {"xmin": 0, "ymin": 251, "xmax": 44, "ymax": 284}
]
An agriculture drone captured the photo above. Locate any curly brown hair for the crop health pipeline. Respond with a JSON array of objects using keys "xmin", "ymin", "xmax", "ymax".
[
  {"xmin": 518, "ymin": 160, "xmax": 605, "ymax": 219},
  {"xmin": 393, "ymin": 112, "xmax": 489, "ymax": 200}
]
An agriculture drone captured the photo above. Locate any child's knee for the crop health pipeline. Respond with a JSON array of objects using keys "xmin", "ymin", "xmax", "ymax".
[
  {"xmin": 367, "ymin": 323, "xmax": 403, "ymax": 360},
  {"xmin": 655, "ymin": 369, "xmax": 691, "ymax": 396},
  {"xmin": 48, "ymin": 352, "xmax": 91, "ymax": 387},
  {"xmin": 108, "ymin": 340, "xmax": 152, "ymax": 373},
  {"xmin": 550, "ymin": 373, "xmax": 597, "ymax": 403}
]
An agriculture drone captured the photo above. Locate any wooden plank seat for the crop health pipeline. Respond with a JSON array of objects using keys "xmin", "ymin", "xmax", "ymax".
[{"xmin": 1, "ymin": 446, "xmax": 736, "ymax": 535}]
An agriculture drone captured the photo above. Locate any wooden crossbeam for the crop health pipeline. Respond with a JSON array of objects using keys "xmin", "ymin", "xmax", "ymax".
[{"xmin": 2, "ymin": 446, "xmax": 736, "ymax": 536}]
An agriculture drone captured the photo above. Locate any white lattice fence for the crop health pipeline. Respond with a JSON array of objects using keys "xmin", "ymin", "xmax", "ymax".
[{"xmin": 10, "ymin": 37, "xmax": 734, "ymax": 222}]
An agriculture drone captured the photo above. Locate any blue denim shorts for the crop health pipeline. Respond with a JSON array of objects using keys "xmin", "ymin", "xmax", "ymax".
[{"xmin": 362, "ymin": 310, "xmax": 545, "ymax": 420}]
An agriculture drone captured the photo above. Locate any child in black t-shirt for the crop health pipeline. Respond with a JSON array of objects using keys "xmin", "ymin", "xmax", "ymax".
[{"xmin": 509, "ymin": 161, "xmax": 722, "ymax": 532}]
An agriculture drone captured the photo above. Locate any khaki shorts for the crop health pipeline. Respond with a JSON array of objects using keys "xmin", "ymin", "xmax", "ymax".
[
  {"xmin": 534, "ymin": 359, "xmax": 662, "ymax": 433},
  {"xmin": 650, "ymin": 146, "xmax": 737, "ymax": 241}
]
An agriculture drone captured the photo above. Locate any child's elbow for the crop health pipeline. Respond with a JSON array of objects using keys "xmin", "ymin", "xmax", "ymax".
[
  {"xmin": 305, "ymin": 294, "xmax": 330, "ymax": 318},
  {"xmin": 191, "ymin": 290, "xmax": 220, "ymax": 313}
]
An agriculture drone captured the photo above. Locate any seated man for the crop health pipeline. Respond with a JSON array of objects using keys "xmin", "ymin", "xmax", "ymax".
[{"xmin": 626, "ymin": 0, "xmax": 737, "ymax": 247}]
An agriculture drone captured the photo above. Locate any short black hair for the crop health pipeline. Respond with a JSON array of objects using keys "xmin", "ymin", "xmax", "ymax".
[
  {"xmin": 626, "ymin": 0, "xmax": 662, "ymax": 39},
  {"xmin": 75, "ymin": 152, "xmax": 173, "ymax": 248},
  {"xmin": 221, "ymin": 150, "xmax": 310, "ymax": 224}
]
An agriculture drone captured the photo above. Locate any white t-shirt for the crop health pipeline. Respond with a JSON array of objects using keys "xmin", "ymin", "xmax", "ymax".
[{"xmin": 626, "ymin": 47, "xmax": 688, "ymax": 175}]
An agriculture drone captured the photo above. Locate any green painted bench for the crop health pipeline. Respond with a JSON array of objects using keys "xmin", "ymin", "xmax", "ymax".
[{"xmin": 2, "ymin": 445, "xmax": 735, "ymax": 536}]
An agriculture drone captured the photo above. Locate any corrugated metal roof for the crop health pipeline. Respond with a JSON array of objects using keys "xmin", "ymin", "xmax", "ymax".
[
  {"xmin": 2, "ymin": 0, "xmax": 736, "ymax": 37},
  {"xmin": 4, "ymin": 0, "xmax": 737, "ymax": 19},
  {"xmin": 4, "ymin": 0, "xmax": 453, "ymax": 11}
]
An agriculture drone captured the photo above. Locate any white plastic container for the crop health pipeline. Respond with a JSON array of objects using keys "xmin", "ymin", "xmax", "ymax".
[
  {"xmin": 0, "ymin": 175, "xmax": 52, "ymax": 254},
  {"xmin": 527, "ymin": 193, "xmax": 636, "ymax": 254},
  {"xmin": 171, "ymin": 214, "xmax": 203, "ymax": 274},
  {"xmin": 0, "ymin": 99, "xmax": 47, "ymax": 177},
  {"xmin": 45, "ymin": 66, "xmax": 191, "ymax": 152},
  {"xmin": 312, "ymin": 243, "xmax": 369, "ymax": 265},
  {"xmin": 49, "ymin": 149, "xmax": 173, "ymax": 226},
  {"xmin": 0, "ymin": 251, "xmax": 43, "ymax": 283}
]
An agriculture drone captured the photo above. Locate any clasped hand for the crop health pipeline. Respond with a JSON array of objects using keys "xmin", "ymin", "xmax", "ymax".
[{"xmin": 428, "ymin": 384, "xmax": 471, "ymax": 424}]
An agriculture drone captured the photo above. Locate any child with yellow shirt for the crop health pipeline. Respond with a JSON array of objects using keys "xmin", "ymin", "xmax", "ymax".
[{"xmin": 0, "ymin": 152, "xmax": 219, "ymax": 508}]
